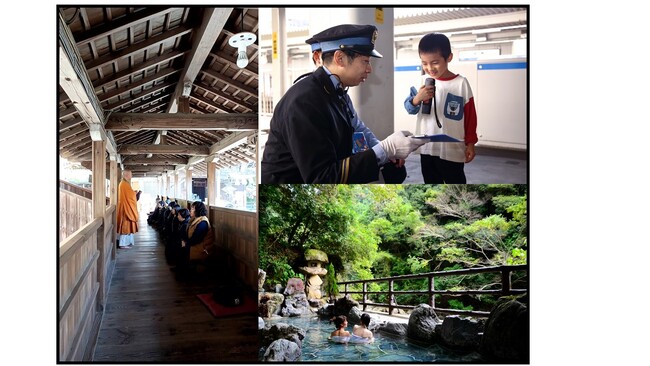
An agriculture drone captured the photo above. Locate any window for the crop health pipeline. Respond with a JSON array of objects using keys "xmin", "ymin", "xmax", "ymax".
[{"xmin": 216, "ymin": 162, "xmax": 257, "ymax": 212}]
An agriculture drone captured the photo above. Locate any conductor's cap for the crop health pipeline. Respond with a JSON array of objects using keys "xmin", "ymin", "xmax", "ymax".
[{"xmin": 307, "ymin": 24, "xmax": 382, "ymax": 58}]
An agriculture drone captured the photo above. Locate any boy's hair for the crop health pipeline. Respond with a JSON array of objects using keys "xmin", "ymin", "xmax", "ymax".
[{"xmin": 418, "ymin": 33, "xmax": 452, "ymax": 59}]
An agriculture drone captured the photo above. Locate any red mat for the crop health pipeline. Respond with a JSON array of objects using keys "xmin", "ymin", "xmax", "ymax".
[{"xmin": 197, "ymin": 293, "xmax": 258, "ymax": 318}]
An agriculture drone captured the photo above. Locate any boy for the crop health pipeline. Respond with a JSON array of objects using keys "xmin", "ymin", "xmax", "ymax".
[{"xmin": 404, "ymin": 33, "xmax": 478, "ymax": 183}]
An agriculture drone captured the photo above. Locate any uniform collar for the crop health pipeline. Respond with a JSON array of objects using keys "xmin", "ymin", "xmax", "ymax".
[{"xmin": 323, "ymin": 65, "xmax": 342, "ymax": 90}]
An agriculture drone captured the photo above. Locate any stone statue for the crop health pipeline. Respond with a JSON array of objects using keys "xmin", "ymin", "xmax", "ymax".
[{"xmin": 298, "ymin": 249, "xmax": 329, "ymax": 302}]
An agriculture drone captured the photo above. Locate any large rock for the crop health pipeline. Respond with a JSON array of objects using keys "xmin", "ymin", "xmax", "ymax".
[
  {"xmin": 259, "ymin": 293, "xmax": 285, "ymax": 318},
  {"xmin": 378, "ymin": 322, "xmax": 409, "ymax": 337},
  {"xmin": 347, "ymin": 305, "xmax": 362, "ymax": 325},
  {"xmin": 263, "ymin": 339, "xmax": 301, "ymax": 361},
  {"xmin": 284, "ymin": 278, "xmax": 305, "ymax": 296},
  {"xmin": 480, "ymin": 299, "xmax": 529, "ymax": 363},
  {"xmin": 260, "ymin": 322, "xmax": 306, "ymax": 349},
  {"xmin": 333, "ymin": 295, "xmax": 359, "ymax": 316},
  {"xmin": 407, "ymin": 304, "xmax": 442, "ymax": 343},
  {"xmin": 317, "ymin": 304, "xmax": 334, "ymax": 318},
  {"xmin": 281, "ymin": 292, "xmax": 310, "ymax": 317},
  {"xmin": 439, "ymin": 315, "xmax": 484, "ymax": 350}
]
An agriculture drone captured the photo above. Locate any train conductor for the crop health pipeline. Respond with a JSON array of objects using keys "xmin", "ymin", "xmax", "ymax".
[{"xmin": 261, "ymin": 24, "xmax": 426, "ymax": 183}]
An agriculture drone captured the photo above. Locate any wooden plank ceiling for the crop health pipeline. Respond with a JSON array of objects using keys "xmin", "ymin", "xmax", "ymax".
[{"xmin": 58, "ymin": 7, "xmax": 259, "ymax": 178}]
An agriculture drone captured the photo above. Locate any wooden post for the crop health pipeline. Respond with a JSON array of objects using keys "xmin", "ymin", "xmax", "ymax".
[
  {"xmin": 362, "ymin": 282, "xmax": 368, "ymax": 311},
  {"xmin": 92, "ymin": 140, "xmax": 106, "ymax": 309},
  {"xmin": 109, "ymin": 159, "xmax": 118, "ymax": 206},
  {"xmin": 429, "ymin": 275, "xmax": 435, "ymax": 308},
  {"xmin": 186, "ymin": 167, "xmax": 192, "ymax": 201},
  {"xmin": 174, "ymin": 172, "xmax": 179, "ymax": 199},
  {"xmin": 109, "ymin": 158, "xmax": 118, "ymax": 261},
  {"xmin": 501, "ymin": 268, "xmax": 512, "ymax": 296},
  {"xmin": 388, "ymin": 280, "xmax": 394, "ymax": 315},
  {"xmin": 92, "ymin": 141, "xmax": 106, "ymax": 219},
  {"xmin": 207, "ymin": 161, "xmax": 216, "ymax": 206},
  {"xmin": 165, "ymin": 173, "xmax": 170, "ymax": 199}
]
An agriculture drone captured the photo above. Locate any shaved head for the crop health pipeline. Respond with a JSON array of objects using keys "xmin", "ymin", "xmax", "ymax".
[{"xmin": 122, "ymin": 170, "xmax": 132, "ymax": 180}]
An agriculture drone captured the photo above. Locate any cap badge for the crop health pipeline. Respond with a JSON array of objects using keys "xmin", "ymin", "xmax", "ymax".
[{"xmin": 371, "ymin": 30, "xmax": 378, "ymax": 44}]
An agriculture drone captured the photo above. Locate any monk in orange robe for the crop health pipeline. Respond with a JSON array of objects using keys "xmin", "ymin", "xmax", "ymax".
[{"xmin": 116, "ymin": 170, "xmax": 139, "ymax": 248}]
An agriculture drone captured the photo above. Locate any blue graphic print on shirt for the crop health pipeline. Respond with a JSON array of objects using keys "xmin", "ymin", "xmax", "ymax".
[{"xmin": 444, "ymin": 93, "xmax": 464, "ymax": 121}]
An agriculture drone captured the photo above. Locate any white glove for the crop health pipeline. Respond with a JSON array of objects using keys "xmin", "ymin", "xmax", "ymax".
[{"xmin": 379, "ymin": 131, "xmax": 427, "ymax": 160}]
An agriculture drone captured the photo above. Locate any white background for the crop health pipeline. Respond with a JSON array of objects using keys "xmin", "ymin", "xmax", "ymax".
[{"xmin": 4, "ymin": 1, "xmax": 649, "ymax": 364}]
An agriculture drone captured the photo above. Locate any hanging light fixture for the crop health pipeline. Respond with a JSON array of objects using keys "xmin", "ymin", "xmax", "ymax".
[{"xmin": 228, "ymin": 10, "xmax": 256, "ymax": 68}]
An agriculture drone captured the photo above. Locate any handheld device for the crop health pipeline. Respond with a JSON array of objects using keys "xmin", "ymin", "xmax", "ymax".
[{"xmin": 421, "ymin": 78, "xmax": 435, "ymax": 114}]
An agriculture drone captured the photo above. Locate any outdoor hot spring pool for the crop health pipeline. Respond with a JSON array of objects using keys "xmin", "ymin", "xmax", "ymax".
[{"xmin": 263, "ymin": 315, "xmax": 484, "ymax": 362}]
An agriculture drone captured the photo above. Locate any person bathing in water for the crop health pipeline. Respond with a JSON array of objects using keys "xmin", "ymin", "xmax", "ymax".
[
  {"xmin": 352, "ymin": 313, "xmax": 374, "ymax": 342},
  {"xmin": 330, "ymin": 315, "xmax": 351, "ymax": 337}
]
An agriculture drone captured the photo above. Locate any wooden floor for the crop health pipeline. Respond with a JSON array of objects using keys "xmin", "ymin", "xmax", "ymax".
[{"xmin": 92, "ymin": 215, "xmax": 259, "ymax": 362}]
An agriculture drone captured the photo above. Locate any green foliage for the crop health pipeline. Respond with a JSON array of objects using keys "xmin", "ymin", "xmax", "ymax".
[
  {"xmin": 324, "ymin": 263, "xmax": 339, "ymax": 299},
  {"xmin": 258, "ymin": 184, "xmax": 528, "ymax": 310},
  {"xmin": 448, "ymin": 299, "xmax": 473, "ymax": 311}
]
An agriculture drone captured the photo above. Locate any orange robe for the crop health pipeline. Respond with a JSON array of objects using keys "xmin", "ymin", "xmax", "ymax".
[{"xmin": 116, "ymin": 179, "xmax": 139, "ymax": 234}]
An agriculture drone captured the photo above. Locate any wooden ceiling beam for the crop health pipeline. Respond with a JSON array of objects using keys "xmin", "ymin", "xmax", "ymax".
[
  {"xmin": 98, "ymin": 67, "xmax": 180, "ymax": 102},
  {"xmin": 124, "ymin": 165, "xmax": 176, "ymax": 172},
  {"xmin": 103, "ymin": 81, "xmax": 174, "ymax": 112},
  {"xmin": 118, "ymin": 144, "xmax": 209, "ymax": 155},
  {"xmin": 84, "ymin": 25, "xmax": 193, "ymax": 74},
  {"xmin": 194, "ymin": 81, "xmax": 254, "ymax": 112},
  {"xmin": 166, "ymin": 8, "xmax": 233, "ymax": 113},
  {"xmin": 105, "ymin": 112, "xmax": 257, "ymax": 131},
  {"xmin": 73, "ymin": 7, "xmax": 176, "ymax": 48},
  {"xmin": 59, "ymin": 49, "xmax": 186, "ymax": 104},
  {"xmin": 122, "ymin": 157, "xmax": 188, "ymax": 165},
  {"xmin": 189, "ymin": 93, "xmax": 235, "ymax": 114},
  {"xmin": 200, "ymin": 68, "xmax": 257, "ymax": 98},
  {"xmin": 58, "ymin": 12, "xmax": 117, "ymax": 157},
  {"xmin": 208, "ymin": 49, "xmax": 257, "ymax": 77}
]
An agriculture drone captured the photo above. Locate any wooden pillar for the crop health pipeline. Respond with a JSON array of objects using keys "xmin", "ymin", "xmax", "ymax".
[
  {"xmin": 362, "ymin": 282, "xmax": 368, "ymax": 312},
  {"xmin": 92, "ymin": 141, "xmax": 106, "ymax": 219},
  {"xmin": 109, "ymin": 158, "xmax": 118, "ymax": 261},
  {"xmin": 92, "ymin": 140, "xmax": 107, "ymax": 309},
  {"xmin": 429, "ymin": 275, "xmax": 436, "ymax": 308},
  {"xmin": 501, "ymin": 268, "xmax": 512, "ymax": 296},
  {"xmin": 165, "ymin": 173, "xmax": 170, "ymax": 199},
  {"xmin": 388, "ymin": 280, "xmax": 394, "ymax": 315},
  {"xmin": 109, "ymin": 159, "xmax": 118, "ymax": 206},
  {"xmin": 186, "ymin": 167, "xmax": 192, "ymax": 201},
  {"xmin": 174, "ymin": 172, "xmax": 179, "ymax": 199},
  {"xmin": 216, "ymin": 168, "xmax": 221, "ymax": 205},
  {"xmin": 207, "ymin": 161, "xmax": 216, "ymax": 206}
]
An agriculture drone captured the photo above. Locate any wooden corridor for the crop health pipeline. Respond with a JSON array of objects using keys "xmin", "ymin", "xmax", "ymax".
[{"xmin": 91, "ymin": 215, "xmax": 259, "ymax": 363}]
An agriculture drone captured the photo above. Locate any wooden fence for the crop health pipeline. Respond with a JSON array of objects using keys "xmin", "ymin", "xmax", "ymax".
[
  {"xmin": 59, "ymin": 180, "xmax": 110, "ymax": 242},
  {"xmin": 58, "ymin": 202, "xmax": 115, "ymax": 361},
  {"xmin": 210, "ymin": 206, "xmax": 258, "ymax": 292},
  {"xmin": 339, "ymin": 265, "xmax": 527, "ymax": 317}
]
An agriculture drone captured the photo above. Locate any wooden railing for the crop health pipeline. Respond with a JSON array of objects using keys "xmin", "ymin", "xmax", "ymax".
[
  {"xmin": 339, "ymin": 265, "xmax": 527, "ymax": 317},
  {"xmin": 59, "ymin": 205, "xmax": 116, "ymax": 361},
  {"xmin": 59, "ymin": 180, "xmax": 110, "ymax": 242}
]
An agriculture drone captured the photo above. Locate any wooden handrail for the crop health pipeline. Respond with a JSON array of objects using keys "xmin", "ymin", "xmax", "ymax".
[
  {"xmin": 339, "ymin": 264, "xmax": 527, "ymax": 317},
  {"xmin": 59, "ymin": 179, "xmax": 110, "ymax": 204}
]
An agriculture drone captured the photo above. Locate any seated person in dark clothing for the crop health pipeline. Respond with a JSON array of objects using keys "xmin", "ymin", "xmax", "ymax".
[
  {"xmin": 168, "ymin": 208, "xmax": 190, "ymax": 266},
  {"xmin": 175, "ymin": 201, "xmax": 213, "ymax": 278}
]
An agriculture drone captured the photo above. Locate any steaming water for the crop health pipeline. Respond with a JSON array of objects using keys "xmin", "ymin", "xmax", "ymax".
[{"xmin": 263, "ymin": 315, "xmax": 484, "ymax": 362}]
